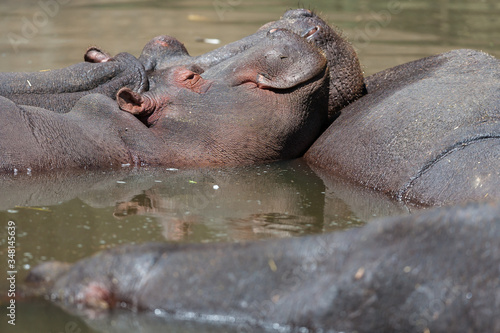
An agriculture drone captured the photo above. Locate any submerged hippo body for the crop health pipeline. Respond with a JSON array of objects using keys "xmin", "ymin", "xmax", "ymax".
[
  {"xmin": 26, "ymin": 201, "xmax": 500, "ymax": 332},
  {"xmin": 305, "ymin": 49, "xmax": 500, "ymax": 206}
]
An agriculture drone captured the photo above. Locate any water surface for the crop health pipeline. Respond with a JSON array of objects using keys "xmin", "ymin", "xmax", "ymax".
[{"xmin": 0, "ymin": 162, "xmax": 406, "ymax": 332}]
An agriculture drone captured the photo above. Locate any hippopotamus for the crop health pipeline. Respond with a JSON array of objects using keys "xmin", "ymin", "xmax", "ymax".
[
  {"xmin": 0, "ymin": 9, "xmax": 366, "ymax": 174},
  {"xmin": 304, "ymin": 49, "xmax": 500, "ymax": 206},
  {"xmin": 25, "ymin": 201, "xmax": 500, "ymax": 332},
  {"xmin": 0, "ymin": 48, "xmax": 148, "ymax": 113},
  {"xmin": 0, "ymin": 9, "xmax": 365, "ymax": 121},
  {"xmin": 136, "ymin": 8, "xmax": 366, "ymax": 122},
  {"xmin": 4, "ymin": 9, "xmax": 499, "ymax": 332},
  {"xmin": 0, "ymin": 32, "xmax": 331, "ymax": 173},
  {"xmin": 2, "ymin": 8, "xmax": 498, "ymax": 207}
]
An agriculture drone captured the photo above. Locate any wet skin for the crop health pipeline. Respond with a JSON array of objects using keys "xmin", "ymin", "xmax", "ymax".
[
  {"xmin": 115, "ymin": 28, "xmax": 330, "ymax": 167},
  {"xmin": 0, "ymin": 8, "xmax": 367, "ymax": 174},
  {"xmin": 2, "ymin": 9, "xmax": 496, "ymax": 206}
]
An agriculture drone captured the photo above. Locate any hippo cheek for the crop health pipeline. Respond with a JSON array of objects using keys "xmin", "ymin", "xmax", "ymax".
[
  {"xmin": 145, "ymin": 67, "xmax": 214, "ymax": 125},
  {"xmin": 117, "ymin": 67, "xmax": 215, "ymax": 127}
]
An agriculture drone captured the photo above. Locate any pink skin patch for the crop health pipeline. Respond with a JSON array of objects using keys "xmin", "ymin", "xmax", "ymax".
[
  {"xmin": 154, "ymin": 40, "xmax": 171, "ymax": 47},
  {"xmin": 84, "ymin": 47, "xmax": 111, "ymax": 63},
  {"xmin": 76, "ymin": 282, "xmax": 115, "ymax": 310}
]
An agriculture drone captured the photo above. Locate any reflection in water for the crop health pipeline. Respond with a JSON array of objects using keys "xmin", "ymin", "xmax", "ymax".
[
  {"xmin": 105, "ymin": 161, "xmax": 330, "ymax": 242},
  {"xmin": 0, "ymin": 161, "xmax": 406, "ymax": 276},
  {"xmin": 228, "ymin": 212, "xmax": 318, "ymax": 239},
  {"xmin": 114, "ymin": 193, "xmax": 156, "ymax": 218}
]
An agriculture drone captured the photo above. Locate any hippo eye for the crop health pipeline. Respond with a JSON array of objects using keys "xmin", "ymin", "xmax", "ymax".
[
  {"xmin": 176, "ymin": 69, "xmax": 212, "ymax": 94},
  {"xmin": 185, "ymin": 72, "xmax": 196, "ymax": 80}
]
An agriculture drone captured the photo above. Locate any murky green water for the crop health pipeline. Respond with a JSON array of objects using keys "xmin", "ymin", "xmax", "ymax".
[
  {"xmin": 0, "ymin": 0, "xmax": 498, "ymax": 332},
  {"xmin": 0, "ymin": 162, "xmax": 406, "ymax": 332},
  {"xmin": 0, "ymin": 0, "xmax": 498, "ymax": 74}
]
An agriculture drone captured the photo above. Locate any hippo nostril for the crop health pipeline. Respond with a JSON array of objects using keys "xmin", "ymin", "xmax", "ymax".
[
  {"xmin": 259, "ymin": 72, "xmax": 272, "ymax": 80},
  {"xmin": 302, "ymin": 26, "xmax": 320, "ymax": 39}
]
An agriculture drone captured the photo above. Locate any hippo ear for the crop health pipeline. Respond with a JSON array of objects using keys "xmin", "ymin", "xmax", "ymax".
[
  {"xmin": 116, "ymin": 88, "xmax": 146, "ymax": 115},
  {"xmin": 84, "ymin": 47, "xmax": 112, "ymax": 63}
]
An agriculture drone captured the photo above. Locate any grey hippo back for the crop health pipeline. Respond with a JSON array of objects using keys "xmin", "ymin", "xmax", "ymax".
[{"xmin": 305, "ymin": 49, "xmax": 500, "ymax": 206}]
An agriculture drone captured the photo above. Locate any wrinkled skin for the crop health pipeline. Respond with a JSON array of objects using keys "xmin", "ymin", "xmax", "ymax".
[
  {"xmin": 25, "ymin": 201, "xmax": 500, "ymax": 332},
  {"xmin": 0, "ymin": 48, "xmax": 148, "ymax": 113},
  {"xmin": 138, "ymin": 9, "xmax": 366, "ymax": 122},
  {"xmin": 305, "ymin": 49, "xmax": 500, "ymax": 206},
  {"xmin": 0, "ymin": 28, "xmax": 329, "ymax": 173}
]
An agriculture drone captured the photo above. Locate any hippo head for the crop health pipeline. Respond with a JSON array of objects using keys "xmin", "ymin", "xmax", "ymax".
[
  {"xmin": 117, "ymin": 29, "xmax": 329, "ymax": 167},
  {"xmin": 139, "ymin": 9, "xmax": 366, "ymax": 122}
]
